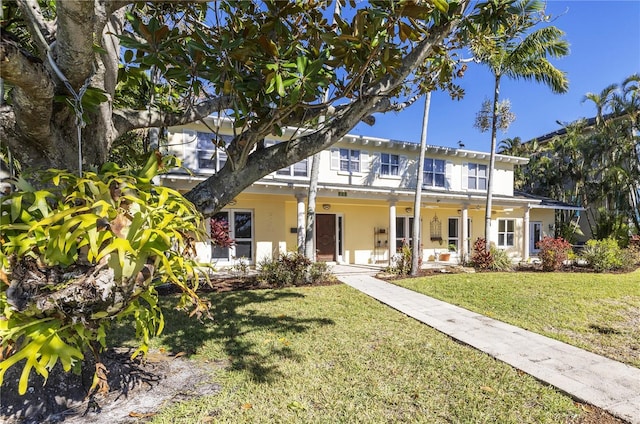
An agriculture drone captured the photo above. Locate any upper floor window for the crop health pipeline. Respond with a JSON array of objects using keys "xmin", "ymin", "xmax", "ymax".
[
  {"xmin": 277, "ymin": 158, "xmax": 308, "ymax": 177},
  {"xmin": 424, "ymin": 158, "xmax": 446, "ymax": 188},
  {"xmin": 340, "ymin": 148, "xmax": 360, "ymax": 172},
  {"xmin": 468, "ymin": 163, "xmax": 487, "ymax": 190},
  {"xmin": 189, "ymin": 132, "xmax": 231, "ymax": 172},
  {"xmin": 497, "ymin": 219, "xmax": 515, "ymax": 247},
  {"xmin": 381, "ymin": 153, "xmax": 399, "ymax": 176}
]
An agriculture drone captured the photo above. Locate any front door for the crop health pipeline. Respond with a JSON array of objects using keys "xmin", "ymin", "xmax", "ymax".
[
  {"xmin": 316, "ymin": 214, "xmax": 336, "ymax": 261},
  {"xmin": 530, "ymin": 221, "xmax": 542, "ymax": 253}
]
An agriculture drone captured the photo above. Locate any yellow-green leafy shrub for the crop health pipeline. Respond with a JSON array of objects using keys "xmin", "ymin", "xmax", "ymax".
[{"xmin": 0, "ymin": 154, "xmax": 209, "ymax": 394}]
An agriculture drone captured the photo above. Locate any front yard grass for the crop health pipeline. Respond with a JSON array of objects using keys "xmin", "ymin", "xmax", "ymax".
[
  {"xmin": 393, "ymin": 269, "xmax": 640, "ymax": 368},
  {"xmin": 113, "ymin": 284, "xmax": 592, "ymax": 423}
]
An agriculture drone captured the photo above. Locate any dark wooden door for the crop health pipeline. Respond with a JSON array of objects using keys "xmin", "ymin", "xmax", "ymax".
[{"xmin": 316, "ymin": 214, "xmax": 336, "ymax": 261}]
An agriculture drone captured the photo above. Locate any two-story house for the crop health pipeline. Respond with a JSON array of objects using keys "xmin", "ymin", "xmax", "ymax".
[{"xmin": 160, "ymin": 116, "xmax": 581, "ymax": 267}]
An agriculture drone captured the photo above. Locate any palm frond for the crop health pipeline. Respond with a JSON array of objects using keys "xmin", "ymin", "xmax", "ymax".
[
  {"xmin": 503, "ymin": 58, "xmax": 568, "ymax": 94},
  {"xmin": 509, "ymin": 27, "xmax": 569, "ymax": 63}
]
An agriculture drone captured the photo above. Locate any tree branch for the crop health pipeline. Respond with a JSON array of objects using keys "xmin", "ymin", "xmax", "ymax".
[
  {"xmin": 0, "ymin": 40, "xmax": 54, "ymax": 146},
  {"xmin": 105, "ymin": 0, "xmax": 132, "ymax": 16},
  {"xmin": 112, "ymin": 96, "xmax": 236, "ymax": 136},
  {"xmin": 185, "ymin": 1, "xmax": 469, "ymax": 216},
  {"xmin": 55, "ymin": 1, "xmax": 96, "ymax": 90},
  {"xmin": 16, "ymin": 0, "xmax": 56, "ymax": 57}
]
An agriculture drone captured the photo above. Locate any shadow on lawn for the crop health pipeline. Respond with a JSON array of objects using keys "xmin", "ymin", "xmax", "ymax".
[{"xmin": 115, "ymin": 289, "xmax": 335, "ymax": 384}]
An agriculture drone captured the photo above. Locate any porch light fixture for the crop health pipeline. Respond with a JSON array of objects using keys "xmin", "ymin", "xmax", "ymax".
[{"xmin": 322, "ymin": 204, "xmax": 331, "ymax": 210}]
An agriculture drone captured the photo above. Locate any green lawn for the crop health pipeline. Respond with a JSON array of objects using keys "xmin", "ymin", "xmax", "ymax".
[
  {"xmin": 112, "ymin": 284, "xmax": 591, "ymax": 423},
  {"xmin": 393, "ymin": 269, "xmax": 640, "ymax": 368}
]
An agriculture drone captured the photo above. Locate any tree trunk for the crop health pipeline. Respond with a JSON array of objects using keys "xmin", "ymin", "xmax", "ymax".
[
  {"xmin": 484, "ymin": 74, "xmax": 501, "ymax": 251},
  {"xmin": 305, "ymin": 153, "xmax": 321, "ymax": 261},
  {"xmin": 411, "ymin": 91, "xmax": 431, "ymax": 276},
  {"xmin": 6, "ymin": 257, "xmax": 153, "ymax": 323}
]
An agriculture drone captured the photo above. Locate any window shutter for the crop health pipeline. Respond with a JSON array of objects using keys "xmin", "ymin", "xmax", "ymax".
[
  {"xmin": 461, "ymin": 163, "xmax": 469, "ymax": 190},
  {"xmin": 400, "ymin": 155, "xmax": 408, "ymax": 177},
  {"xmin": 330, "ymin": 148, "xmax": 340, "ymax": 170},
  {"xmin": 372, "ymin": 152, "xmax": 381, "ymax": 176},
  {"xmin": 361, "ymin": 151, "xmax": 369, "ymax": 173},
  {"xmin": 445, "ymin": 161, "xmax": 454, "ymax": 190},
  {"xmin": 182, "ymin": 130, "xmax": 197, "ymax": 169}
]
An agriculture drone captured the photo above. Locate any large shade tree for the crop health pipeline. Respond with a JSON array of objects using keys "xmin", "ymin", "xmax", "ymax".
[
  {"xmin": 469, "ymin": 0, "xmax": 568, "ymax": 249},
  {"xmin": 0, "ymin": 0, "xmax": 551, "ymax": 396},
  {"xmin": 0, "ymin": 0, "xmax": 485, "ymax": 217}
]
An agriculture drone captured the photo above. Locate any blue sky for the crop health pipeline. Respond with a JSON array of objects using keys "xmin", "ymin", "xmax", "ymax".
[{"xmin": 350, "ymin": 0, "xmax": 640, "ymax": 151}]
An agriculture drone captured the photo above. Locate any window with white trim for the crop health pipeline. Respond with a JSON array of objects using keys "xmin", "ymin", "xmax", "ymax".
[
  {"xmin": 498, "ymin": 219, "xmax": 515, "ymax": 247},
  {"xmin": 448, "ymin": 217, "xmax": 459, "ymax": 250},
  {"xmin": 423, "ymin": 158, "xmax": 446, "ymax": 188},
  {"xmin": 395, "ymin": 216, "xmax": 415, "ymax": 252},
  {"xmin": 186, "ymin": 131, "xmax": 231, "ymax": 172},
  {"xmin": 340, "ymin": 148, "xmax": 360, "ymax": 172},
  {"xmin": 212, "ymin": 210, "xmax": 253, "ymax": 262},
  {"xmin": 381, "ymin": 153, "xmax": 399, "ymax": 176},
  {"xmin": 468, "ymin": 163, "xmax": 487, "ymax": 190}
]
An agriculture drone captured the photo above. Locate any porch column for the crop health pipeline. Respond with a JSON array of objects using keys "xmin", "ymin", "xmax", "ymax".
[
  {"xmin": 523, "ymin": 205, "xmax": 531, "ymax": 261},
  {"xmin": 461, "ymin": 205, "xmax": 469, "ymax": 262},
  {"xmin": 389, "ymin": 200, "xmax": 397, "ymax": 262},
  {"xmin": 296, "ymin": 194, "xmax": 306, "ymax": 253}
]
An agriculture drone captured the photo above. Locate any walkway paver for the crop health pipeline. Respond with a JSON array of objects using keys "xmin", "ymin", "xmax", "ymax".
[{"xmin": 332, "ymin": 265, "xmax": 640, "ymax": 424}]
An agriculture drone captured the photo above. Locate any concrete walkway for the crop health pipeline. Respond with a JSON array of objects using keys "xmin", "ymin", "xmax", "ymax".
[{"xmin": 331, "ymin": 264, "xmax": 640, "ymax": 424}]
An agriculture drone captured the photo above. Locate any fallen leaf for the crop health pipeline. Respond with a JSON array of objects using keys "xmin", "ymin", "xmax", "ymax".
[
  {"xmin": 241, "ymin": 403, "xmax": 253, "ymax": 410},
  {"xmin": 287, "ymin": 400, "xmax": 306, "ymax": 411},
  {"xmin": 129, "ymin": 411, "xmax": 157, "ymax": 418}
]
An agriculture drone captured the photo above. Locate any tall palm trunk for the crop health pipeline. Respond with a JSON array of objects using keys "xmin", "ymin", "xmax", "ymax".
[
  {"xmin": 411, "ymin": 91, "xmax": 432, "ymax": 275},
  {"xmin": 484, "ymin": 73, "xmax": 501, "ymax": 251},
  {"xmin": 304, "ymin": 153, "xmax": 321, "ymax": 260}
]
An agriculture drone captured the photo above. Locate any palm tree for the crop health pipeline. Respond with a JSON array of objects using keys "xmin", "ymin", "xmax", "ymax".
[
  {"xmin": 471, "ymin": 0, "xmax": 569, "ymax": 250},
  {"xmin": 498, "ymin": 136, "xmax": 523, "ymax": 155},
  {"xmin": 582, "ymin": 76, "xmax": 640, "ymax": 236}
]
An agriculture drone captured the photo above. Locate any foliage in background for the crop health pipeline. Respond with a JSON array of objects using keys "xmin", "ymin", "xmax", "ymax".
[
  {"xmin": 386, "ymin": 243, "xmax": 422, "ymax": 276},
  {"xmin": 516, "ymin": 74, "xmax": 640, "ymax": 242},
  {"xmin": 537, "ymin": 236, "xmax": 572, "ymax": 271},
  {"xmin": 556, "ymin": 219, "xmax": 585, "ymax": 245},
  {"xmin": 257, "ymin": 252, "xmax": 332, "ymax": 287},
  {"xmin": 210, "ymin": 217, "xmax": 234, "ymax": 248},
  {"xmin": 471, "ymin": 237, "xmax": 493, "ymax": 270},
  {"xmin": 0, "ymin": 154, "xmax": 209, "ymax": 395},
  {"xmin": 488, "ymin": 246, "xmax": 513, "ymax": 271},
  {"xmin": 469, "ymin": 0, "xmax": 569, "ymax": 250},
  {"xmin": 628, "ymin": 234, "xmax": 640, "ymax": 265},
  {"xmin": 580, "ymin": 238, "xmax": 633, "ymax": 272}
]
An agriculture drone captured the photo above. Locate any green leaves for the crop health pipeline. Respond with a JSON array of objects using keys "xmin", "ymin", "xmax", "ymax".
[
  {"xmin": 112, "ymin": 0, "xmax": 468, "ymax": 135},
  {"xmin": 0, "ymin": 318, "xmax": 84, "ymax": 395},
  {"xmin": 0, "ymin": 154, "xmax": 210, "ymax": 395}
]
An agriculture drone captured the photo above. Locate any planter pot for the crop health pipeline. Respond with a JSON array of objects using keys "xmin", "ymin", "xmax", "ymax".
[{"xmin": 439, "ymin": 253, "xmax": 451, "ymax": 261}]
